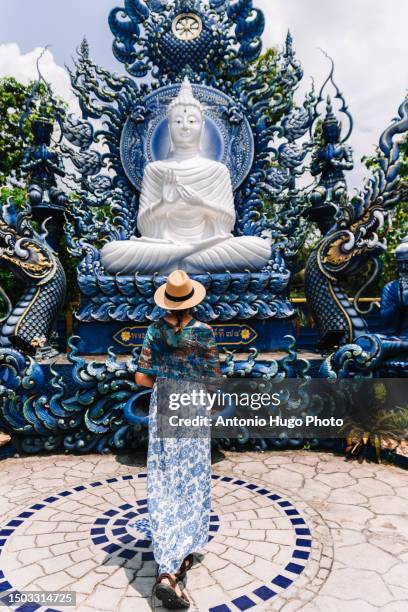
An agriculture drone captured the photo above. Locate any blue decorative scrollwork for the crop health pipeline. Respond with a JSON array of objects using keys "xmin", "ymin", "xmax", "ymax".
[
  {"xmin": 2, "ymin": 0, "xmax": 408, "ymax": 461},
  {"xmin": 305, "ymin": 98, "xmax": 408, "ymax": 352},
  {"xmin": 0, "ymin": 336, "xmax": 313, "ymax": 454}
]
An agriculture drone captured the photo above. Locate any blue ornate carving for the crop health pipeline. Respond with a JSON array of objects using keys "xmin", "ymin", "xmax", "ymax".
[
  {"xmin": 320, "ymin": 237, "xmax": 408, "ymax": 377},
  {"xmin": 108, "ymin": 0, "xmax": 264, "ymax": 81},
  {"xmin": 305, "ymin": 98, "xmax": 408, "ymax": 351},
  {"xmin": 319, "ymin": 333, "xmax": 408, "ymax": 379},
  {"xmin": 76, "ymin": 249, "xmax": 292, "ymax": 324},
  {"xmin": 19, "ymin": 67, "xmax": 68, "ymax": 252},
  {"xmin": 303, "ymin": 56, "xmax": 354, "ymax": 236},
  {"xmin": 0, "ymin": 336, "xmax": 313, "ymax": 453},
  {"xmin": 3, "ymin": 0, "xmax": 408, "ymax": 457},
  {"xmin": 61, "ymin": 4, "xmax": 317, "ymax": 333},
  {"xmin": 64, "ymin": 27, "xmax": 314, "ymax": 250},
  {"xmin": 379, "ymin": 238, "xmax": 408, "ymax": 342}
]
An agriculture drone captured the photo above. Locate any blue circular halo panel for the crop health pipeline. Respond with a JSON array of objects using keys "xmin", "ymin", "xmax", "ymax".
[{"xmin": 120, "ymin": 83, "xmax": 255, "ymax": 192}]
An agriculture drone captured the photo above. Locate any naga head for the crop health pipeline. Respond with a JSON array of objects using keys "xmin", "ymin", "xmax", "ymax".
[
  {"xmin": 0, "ymin": 198, "xmax": 64, "ymax": 357},
  {"xmin": 0, "ymin": 201, "xmax": 54, "ymax": 285},
  {"xmin": 319, "ymin": 202, "xmax": 387, "ymax": 279}
]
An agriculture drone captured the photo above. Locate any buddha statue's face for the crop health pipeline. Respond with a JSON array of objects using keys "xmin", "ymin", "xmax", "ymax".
[{"xmin": 169, "ymin": 104, "xmax": 203, "ymax": 151}]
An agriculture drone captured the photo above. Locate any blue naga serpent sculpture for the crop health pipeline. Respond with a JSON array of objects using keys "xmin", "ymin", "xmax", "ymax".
[
  {"xmin": 305, "ymin": 98, "xmax": 408, "ymax": 351},
  {"xmin": 0, "ymin": 202, "xmax": 66, "ymax": 355}
]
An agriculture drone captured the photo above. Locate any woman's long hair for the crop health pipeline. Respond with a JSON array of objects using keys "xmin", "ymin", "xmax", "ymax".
[{"xmin": 171, "ymin": 308, "xmax": 191, "ymax": 334}]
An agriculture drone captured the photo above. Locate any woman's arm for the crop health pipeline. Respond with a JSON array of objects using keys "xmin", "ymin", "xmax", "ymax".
[
  {"xmin": 205, "ymin": 328, "xmax": 222, "ymax": 378},
  {"xmin": 136, "ymin": 325, "xmax": 157, "ymax": 387},
  {"xmin": 135, "ymin": 371, "xmax": 155, "ymax": 388}
]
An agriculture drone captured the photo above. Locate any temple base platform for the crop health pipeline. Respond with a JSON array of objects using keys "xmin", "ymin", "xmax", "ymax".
[{"xmin": 73, "ymin": 318, "xmax": 297, "ymax": 355}]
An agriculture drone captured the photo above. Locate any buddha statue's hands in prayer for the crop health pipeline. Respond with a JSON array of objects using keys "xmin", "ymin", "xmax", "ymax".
[
  {"xmin": 176, "ymin": 181, "xmax": 219, "ymax": 215},
  {"xmin": 162, "ymin": 169, "xmax": 179, "ymax": 205},
  {"xmin": 177, "ymin": 183, "xmax": 202, "ymax": 206},
  {"xmin": 179, "ymin": 185, "xmax": 223, "ymax": 218},
  {"xmin": 148, "ymin": 169, "xmax": 179, "ymax": 218},
  {"xmin": 159, "ymin": 168, "xmax": 217, "ymax": 215}
]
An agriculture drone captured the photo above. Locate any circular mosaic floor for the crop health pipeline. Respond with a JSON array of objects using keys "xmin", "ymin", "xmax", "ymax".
[{"xmin": 0, "ymin": 472, "xmax": 330, "ymax": 611}]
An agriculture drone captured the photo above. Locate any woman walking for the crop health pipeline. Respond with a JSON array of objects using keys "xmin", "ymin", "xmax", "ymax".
[{"xmin": 135, "ymin": 270, "xmax": 221, "ymax": 609}]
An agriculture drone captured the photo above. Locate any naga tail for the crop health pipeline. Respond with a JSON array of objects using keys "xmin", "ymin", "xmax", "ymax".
[{"xmin": 305, "ymin": 245, "xmax": 367, "ymax": 351}]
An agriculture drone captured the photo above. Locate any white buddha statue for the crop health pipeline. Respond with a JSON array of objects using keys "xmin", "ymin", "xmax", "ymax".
[{"xmin": 101, "ymin": 77, "xmax": 271, "ymax": 275}]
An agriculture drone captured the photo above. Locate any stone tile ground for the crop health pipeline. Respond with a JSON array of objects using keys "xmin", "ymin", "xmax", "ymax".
[{"xmin": 0, "ymin": 450, "xmax": 407, "ymax": 611}]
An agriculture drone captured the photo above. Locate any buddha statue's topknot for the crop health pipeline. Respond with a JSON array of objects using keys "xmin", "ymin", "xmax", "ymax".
[{"xmin": 168, "ymin": 77, "xmax": 203, "ymax": 115}]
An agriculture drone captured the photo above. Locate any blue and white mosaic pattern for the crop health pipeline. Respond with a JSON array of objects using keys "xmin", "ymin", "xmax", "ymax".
[
  {"xmin": 0, "ymin": 474, "xmax": 315, "ymax": 611},
  {"xmin": 207, "ymin": 475, "xmax": 311, "ymax": 612},
  {"xmin": 90, "ymin": 498, "xmax": 220, "ymax": 562}
]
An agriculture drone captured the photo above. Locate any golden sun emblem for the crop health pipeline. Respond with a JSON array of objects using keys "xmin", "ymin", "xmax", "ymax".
[
  {"xmin": 172, "ymin": 13, "xmax": 203, "ymax": 41},
  {"xmin": 241, "ymin": 329, "xmax": 251, "ymax": 340},
  {"xmin": 121, "ymin": 331, "xmax": 131, "ymax": 342}
]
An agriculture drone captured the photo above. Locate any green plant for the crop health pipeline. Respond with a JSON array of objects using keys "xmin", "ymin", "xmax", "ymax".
[
  {"xmin": 343, "ymin": 406, "xmax": 408, "ymax": 463},
  {"xmin": 0, "ymin": 77, "xmax": 65, "ymax": 186}
]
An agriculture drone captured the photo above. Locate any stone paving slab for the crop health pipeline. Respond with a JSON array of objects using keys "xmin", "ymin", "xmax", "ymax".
[{"xmin": 0, "ymin": 450, "xmax": 407, "ymax": 611}]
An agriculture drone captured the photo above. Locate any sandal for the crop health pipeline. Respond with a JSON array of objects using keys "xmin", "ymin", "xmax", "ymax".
[
  {"xmin": 175, "ymin": 554, "xmax": 194, "ymax": 581},
  {"xmin": 154, "ymin": 573, "xmax": 190, "ymax": 609}
]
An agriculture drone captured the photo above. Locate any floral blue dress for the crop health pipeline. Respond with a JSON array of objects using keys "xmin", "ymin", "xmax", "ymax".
[{"xmin": 136, "ymin": 318, "xmax": 221, "ymax": 574}]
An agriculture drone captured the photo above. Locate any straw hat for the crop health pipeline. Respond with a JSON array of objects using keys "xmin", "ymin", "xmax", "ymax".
[{"xmin": 154, "ymin": 270, "xmax": 206, "ymax": 310}]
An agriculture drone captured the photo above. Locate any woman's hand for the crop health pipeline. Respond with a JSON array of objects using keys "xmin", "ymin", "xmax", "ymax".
[{"xmin": 135, "ymin": 372, "xmax": 155, "ymax": 388}]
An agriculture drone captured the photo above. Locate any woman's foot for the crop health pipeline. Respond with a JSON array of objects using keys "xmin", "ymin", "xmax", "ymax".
[
  {"xmin": 154, "ymin": 573, "xmax": 190, "ymax": 609},
  {"xmin": 175, "ymin": 554, "xmax": 194, "ymax": 581}
]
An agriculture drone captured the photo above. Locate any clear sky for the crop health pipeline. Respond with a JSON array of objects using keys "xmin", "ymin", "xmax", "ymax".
[{"xmin": 0, "ymin": 0, "xmax": 407, "ymax": 189}]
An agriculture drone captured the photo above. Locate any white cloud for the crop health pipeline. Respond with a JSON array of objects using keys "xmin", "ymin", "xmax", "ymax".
[{"xmin": 0, "ymin": 43, "xmax": 79, "ymax": 114}]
